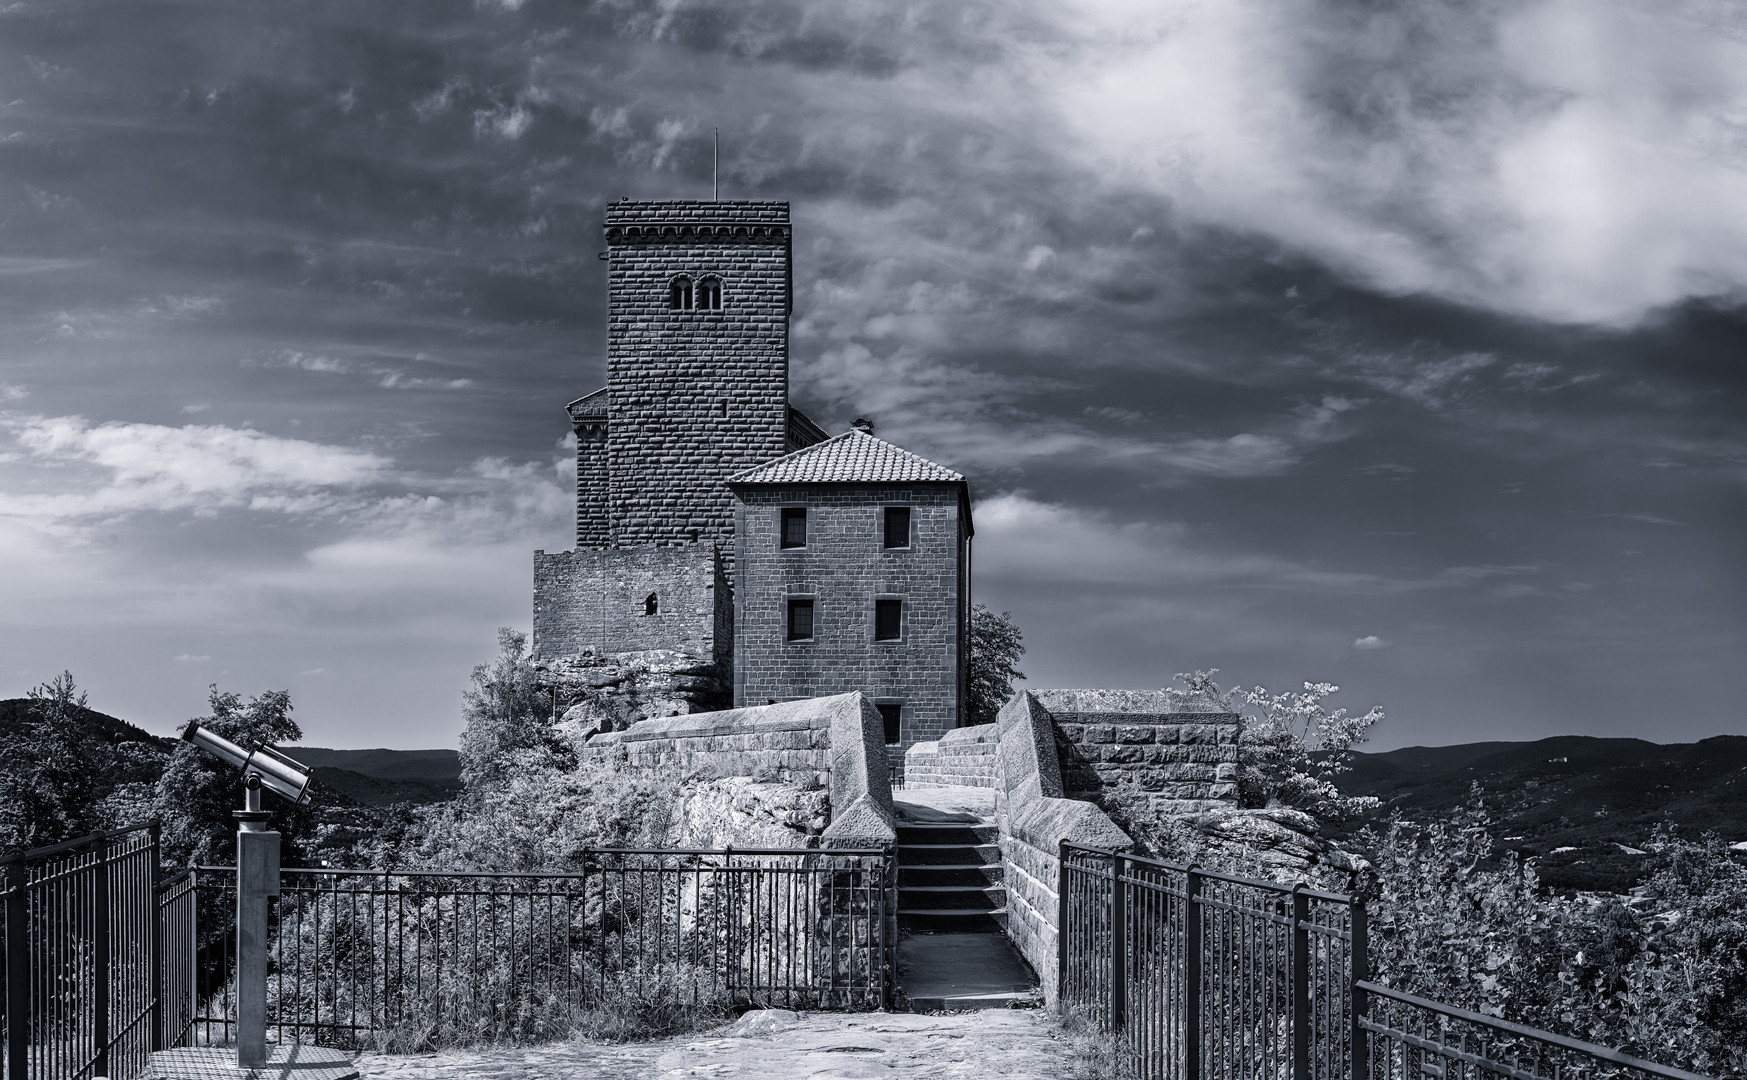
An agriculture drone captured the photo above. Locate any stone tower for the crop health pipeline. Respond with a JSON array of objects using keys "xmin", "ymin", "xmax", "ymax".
[
  {"xmin": 536, "ymin": 200, "xmax": 825, "ymax": 668},
  {"xmin": 588, "ymin": 200, "xmax": 801, "ymax": 556}
]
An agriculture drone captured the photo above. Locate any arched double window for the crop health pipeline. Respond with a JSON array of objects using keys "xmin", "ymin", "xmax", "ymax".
[
  {"xmin": 668, "ymin": 274, "xmax": 723, "ymax": 312},
  {"xmin": 668, "ymin": 275, "xmax": 692, "ymax": 311},
  {"xmin": 697, "ymin": 276, "xmax": 722, "ymax": 311}
]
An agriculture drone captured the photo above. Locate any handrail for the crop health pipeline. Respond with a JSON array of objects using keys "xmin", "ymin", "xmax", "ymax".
[
  {"xmin": 1, "ymin": 820, "xmax": 157, "ymax": 864},
  {"xmin": 1357, "ymin": 980, "xmax": 1720, "ymax": 1080},
  {"xmin": 191, "ymin": 847, "xmax": 887, "ymax": 881},
  {"xmin": 1065, "ymin": 840, "xmax": 1355, "ymax": 902}
]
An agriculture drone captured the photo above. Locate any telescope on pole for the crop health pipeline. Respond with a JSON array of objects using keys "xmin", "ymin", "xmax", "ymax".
[{"xmin": 180, "ymin": 723, "xmax": 313, "ymax": 1070}]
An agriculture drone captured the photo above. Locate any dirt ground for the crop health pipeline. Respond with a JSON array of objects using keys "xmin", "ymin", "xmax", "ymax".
[{"xmin": 355, "ymin": 1007, "xmax": 1099, "ymax": 1080}]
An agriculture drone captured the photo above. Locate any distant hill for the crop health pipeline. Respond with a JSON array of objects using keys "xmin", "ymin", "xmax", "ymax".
[
  {"xmin": 293, "ymin": 748, "xmax": 462, "ymax": 807},
  {"xmin": 1339, "ymin": 735, "xmax": 1747, "ymax": 892},
  {"xmin": 0, "ymin": 697, "xmax": 173, "ymax": 752},
  {"xmin": 295, "ymin": 747, "xmax": 462, "ymax": 785}
]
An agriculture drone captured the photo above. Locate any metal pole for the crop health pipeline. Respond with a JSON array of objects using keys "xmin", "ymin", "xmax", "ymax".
[
  {"xmin": 93, "ymin": 838, "xmax": 111, "ymax": 1079},
  {"xmin": 236, "ymin": 781, "xmax": 279, "ymax": 1070},
  {"xmin": 1185, "ymin": 868, "xmax": 1203, "ymax": 1080},
  {"xmin": 1056, "ymin": 841, "xmax": 1069, "ymax": 1003},
  {"xmin": 5, "ymin": 857, "xmax": 28, "ymax": 1080},
  {"xmin": 1109, "ymin": 851, "xmax": 1127, "ymax": 1032},
  {"xmin": 1292, "ymin": 885, "xmax": 1311, "ymax": 1080},
  {"xmin": 149, "ymin": 823, "xmax": 163, "ymax": 1052},
  {"xmin": 1351, "ymin": 901, "xmax": 1370, "ymax": 1080}
]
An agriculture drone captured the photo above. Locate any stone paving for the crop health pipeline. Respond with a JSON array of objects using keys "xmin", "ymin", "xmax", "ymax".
[{"xmin": 355, "ymin": 1008, "xmax": 1088, "ymax": 1080}]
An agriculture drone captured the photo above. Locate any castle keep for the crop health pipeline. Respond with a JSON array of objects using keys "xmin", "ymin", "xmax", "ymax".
[{"xmin": 533, "ymin": 199, "xmax": 973, "ymax": 751}]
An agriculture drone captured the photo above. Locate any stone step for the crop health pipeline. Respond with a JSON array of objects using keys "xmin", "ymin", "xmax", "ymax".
[
  {"xmin": 898, "ymin": 884, "xmax": 1004, "ymax": 911},
  {"xmin": 898, "ymin": 864, "xmax": 1004, "ymax": 888},
  {"xmin": 895, "ymin": 842, "xmax": 1000, "ymax": 866},
  {"xmin": 895, "ymin": 822, "xmax": 999, "ymax": 846},
  {"xmin": 898, "ymin": 908, "xmax": 1009, "ymax": 933}
]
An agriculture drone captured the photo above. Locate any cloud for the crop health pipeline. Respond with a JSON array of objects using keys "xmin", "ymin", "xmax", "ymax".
[
  {"xmin": 1050, "ymin": 0, "xmax": 1747, "ymax": 325},
  {"xmin": 1352, "ymin": 635, "xmax": 1389, "ymax": 651},
  {"xmin": 173, "ymin": 654, "xmax": 211, "ymax": 662},
  {"xmin": 257, "ymin": 350, "xmax": 474, "ymax": 391},
  {"xmin": 0, "ymin": 385, "xmax": 26, "ymax": 402},
  {"xmin": 0, "ymin": 414, "xmax": 389, "ymax": 526}
]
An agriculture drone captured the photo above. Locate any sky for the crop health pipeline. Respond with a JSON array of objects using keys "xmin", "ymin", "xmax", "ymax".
[{"xmin": 1, "ymin": 0, "xmax": 1744, "ymax": 752}]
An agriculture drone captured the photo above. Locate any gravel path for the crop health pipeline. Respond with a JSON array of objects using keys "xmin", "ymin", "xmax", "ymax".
[{"xmin": 355, "ymin": 1008, "xmax": 1092, "ymax": 1080}]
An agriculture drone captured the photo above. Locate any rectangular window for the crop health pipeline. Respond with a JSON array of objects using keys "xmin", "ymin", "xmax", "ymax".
[
  {"xmin": 877, "ymin": 702, "xmax": 902, "ymax": 745},
  {"xmin": 874, "ymin": 598, "xmax": 903, "ymax": 642},
  {"xmin": 787, "ymin": 597, "xmax": 815, "ymax": 641},
  {"xmin": 780, "ymin": 507, "xmax": 807, "ymax": 549},
  {"xmin": 883, "ymin": 506, "xmax": 911, "ymax": 549}
]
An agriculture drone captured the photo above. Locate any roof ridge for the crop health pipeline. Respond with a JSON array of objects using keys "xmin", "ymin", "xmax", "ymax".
[{"xmin": 728, "ymin": 428, "xmax": 964, "ymax": 485}]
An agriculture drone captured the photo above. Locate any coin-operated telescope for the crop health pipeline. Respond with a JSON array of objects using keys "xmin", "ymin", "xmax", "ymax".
[{"xmin": 180, "ymin": 723, "xmax": 314, "ymax": 1069}]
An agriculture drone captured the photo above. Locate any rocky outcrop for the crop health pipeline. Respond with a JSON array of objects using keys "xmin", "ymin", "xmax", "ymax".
[
  {"xmin": 675, "ymin": 777, "xmax": 830, "ymax": 849},
  {"xmin": 536, "ymin": 649, "xmax": 730, "ymax": 739},
  {"xmin": 1173, "ymin": 806, "xmax": 1369, "ymax": 879}
]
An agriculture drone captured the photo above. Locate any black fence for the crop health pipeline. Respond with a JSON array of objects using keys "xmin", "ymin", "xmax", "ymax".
[
  {"xmin": 2, "ymin": 824, "xmax": 190, "ymax": 1080},
  {"xmin": 189, "ymin": 848, "xmax": 894, "ymax": 1048},
  {"xmin": 1058, "ymin": 843, "xmax": 1722, "ymax": 1080}
]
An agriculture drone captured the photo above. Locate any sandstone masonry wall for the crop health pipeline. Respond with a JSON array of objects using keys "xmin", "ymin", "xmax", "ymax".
[
  {"xmin": 904, "ymin": 725, "xmax": 997, "ymax": 789},
  {"xmin": 532, "ymin": 544, "xmax": 726, "ymax": 665},
  {"xmin": 579, "ymin": 693, "xmax": 899, "ymax": 849},
  {"xmin": 991, "ymin": 691, "xmax": 1132, "ymax": 1003},
  {"xmin": 604, "ymin": 201, "xmax": 792, "ymax": 570},
  {"xmin": 732, "ymin": 482, "xmax": 967, "ymax": 749},
  {"xmin": 1037, "ymin": 689, "xmax": 1241, "ymax": 815}
]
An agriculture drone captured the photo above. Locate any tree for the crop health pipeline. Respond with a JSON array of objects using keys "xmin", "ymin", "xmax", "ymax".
[
  {"xmin": 966, "ymin": 604, "xmax": 1025, "ymax": 725},
  {"xmin": 1172, "ymin": 669, "xmax": 1382, "ymax": 820},
  {"xmin": 153, "ymin": 685, "xmax": 305, "ymax": 868},
  {"xmin": 458, "ymin": 628, "xmax": 562, "ymax": 794},
  {"xmin": 0, "ymin": 672, "xmax": 99, "ymax": 851}
]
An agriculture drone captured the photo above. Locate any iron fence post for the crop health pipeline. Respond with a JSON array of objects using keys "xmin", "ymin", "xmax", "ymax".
[
  {"xmin": 150, "ymin": 822, "xmax": 163, "ymax": 1052},
  {"xmin": 1185, "ymin": 867, "xmax": 1203, "ymax": 1080},
  {"xmin": 1056, "ymin": 840, "xmax": 1069, "ymax": 1004},
  {"xmin": 1292, "ymin": 884, "xmax": 1310, "ymax": 1080},
  {"xmin": 1351, "ymin": 900, "xmax": 1369, "ymax": 1080},
  {"xmin": 94, "ymin": 837, "xmax": 111, "ymax": 1079},
  {"xmin": 1109, "ymin": 851, "xmax": 1126, "ymax": 1033},
  {"xmin": 5, "ymin": 857, "xmax": 27, "ymax": 1080}
]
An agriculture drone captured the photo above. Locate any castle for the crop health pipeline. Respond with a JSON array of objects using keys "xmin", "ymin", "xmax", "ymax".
[{"xmin": 532, "ymin": 200, "xmax": 974, "ymax": 752}]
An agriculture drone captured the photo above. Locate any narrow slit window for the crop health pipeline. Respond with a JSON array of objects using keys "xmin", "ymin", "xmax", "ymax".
[
  {"xmin": 787, "ymin": 597, "xmax": 815, "ymax": 641},
  {"xmin": 698, "ymin": 276, "xmax": 722, "ymax": 310},
  {"xmin": 780, "ymin": 507, "xmax": 807, "ymax": 549},
  {"xmin": 883, "ymin": 506, "xmax": 911, "ymax": 549},
  {"xmin": 877, "ymin": 702, "xmax": 902, "ymax": 745},
  {"xmin": 874, "ymin": 598, "xmax": 903, "ymax": 641},
  {"xmin": 644, "ymin": 593, "xmax": 658, "ymax": 616},
  {"xmin": 668, "ymin": 275, "xmax": 693, "ymax": 310}
]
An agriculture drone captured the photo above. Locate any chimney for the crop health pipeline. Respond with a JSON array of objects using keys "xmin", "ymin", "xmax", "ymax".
[{"xmin": 851, "ymin": 417, "xmax": 875, "ymax": 435}]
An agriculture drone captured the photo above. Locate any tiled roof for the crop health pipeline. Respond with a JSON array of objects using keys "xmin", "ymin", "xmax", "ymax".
[{"xmin": 728, "ymin": 429, "xmax": 965, "ymax": 485}]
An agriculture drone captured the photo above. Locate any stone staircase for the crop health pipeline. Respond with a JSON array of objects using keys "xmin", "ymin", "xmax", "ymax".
[{"xmin": 896, "ymin": 818, "xmax": 1006, "ymax": 933}]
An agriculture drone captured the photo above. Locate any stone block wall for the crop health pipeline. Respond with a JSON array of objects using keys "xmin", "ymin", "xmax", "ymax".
[
  {"xmin": 991, "ymin": 691, "xmax": 1132, "ymax": 1003},
  {"xmin": 731, "ymin": 482, "xmax": 967, "ymax": 750},
  {"xmin": 604, "ymin": 201, "xmax": 792, "ymax": 562},
  {"xmin": 581, "ymin": 706, "xmax": 831, "ymax": 786},
  {"xmin": 904, "ymin": 724, "xmax": 997, "ymax": 788},
  {"xmin": 532, "ymin": 543, "xmax": 727, "ymax": 666},
  {"xmin": 1036, "ymin": 689, "xmax": 1241, "ymax": 815},
  {"xmin": 570, "ymin": 389, "xmax": 610, "ymax": 548},
  {"xmin": 579, "ymin": 692, "xmax": 899, "ymax": 850}
]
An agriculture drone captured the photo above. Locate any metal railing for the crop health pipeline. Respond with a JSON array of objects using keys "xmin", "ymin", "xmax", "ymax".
[
  {"xmin": 1058, "ymin": 842, "xmax": 1726, "ymax": 1080},
  {"xmin": 2, "ymin": 824, "xmax": 188, "ymax": 1080},
  {"xmin": 1061, "ymin": 843, "xmax": 1361, "ymax": 1080},
  {"xmin": 189, "ymin": 847, "xmax": 893, "ymax": 1048}
]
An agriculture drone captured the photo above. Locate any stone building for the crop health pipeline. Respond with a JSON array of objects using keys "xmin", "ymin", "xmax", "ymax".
[{"xmin": 533, "ymin": 198, "xmax": 974, "ymax": 751}]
